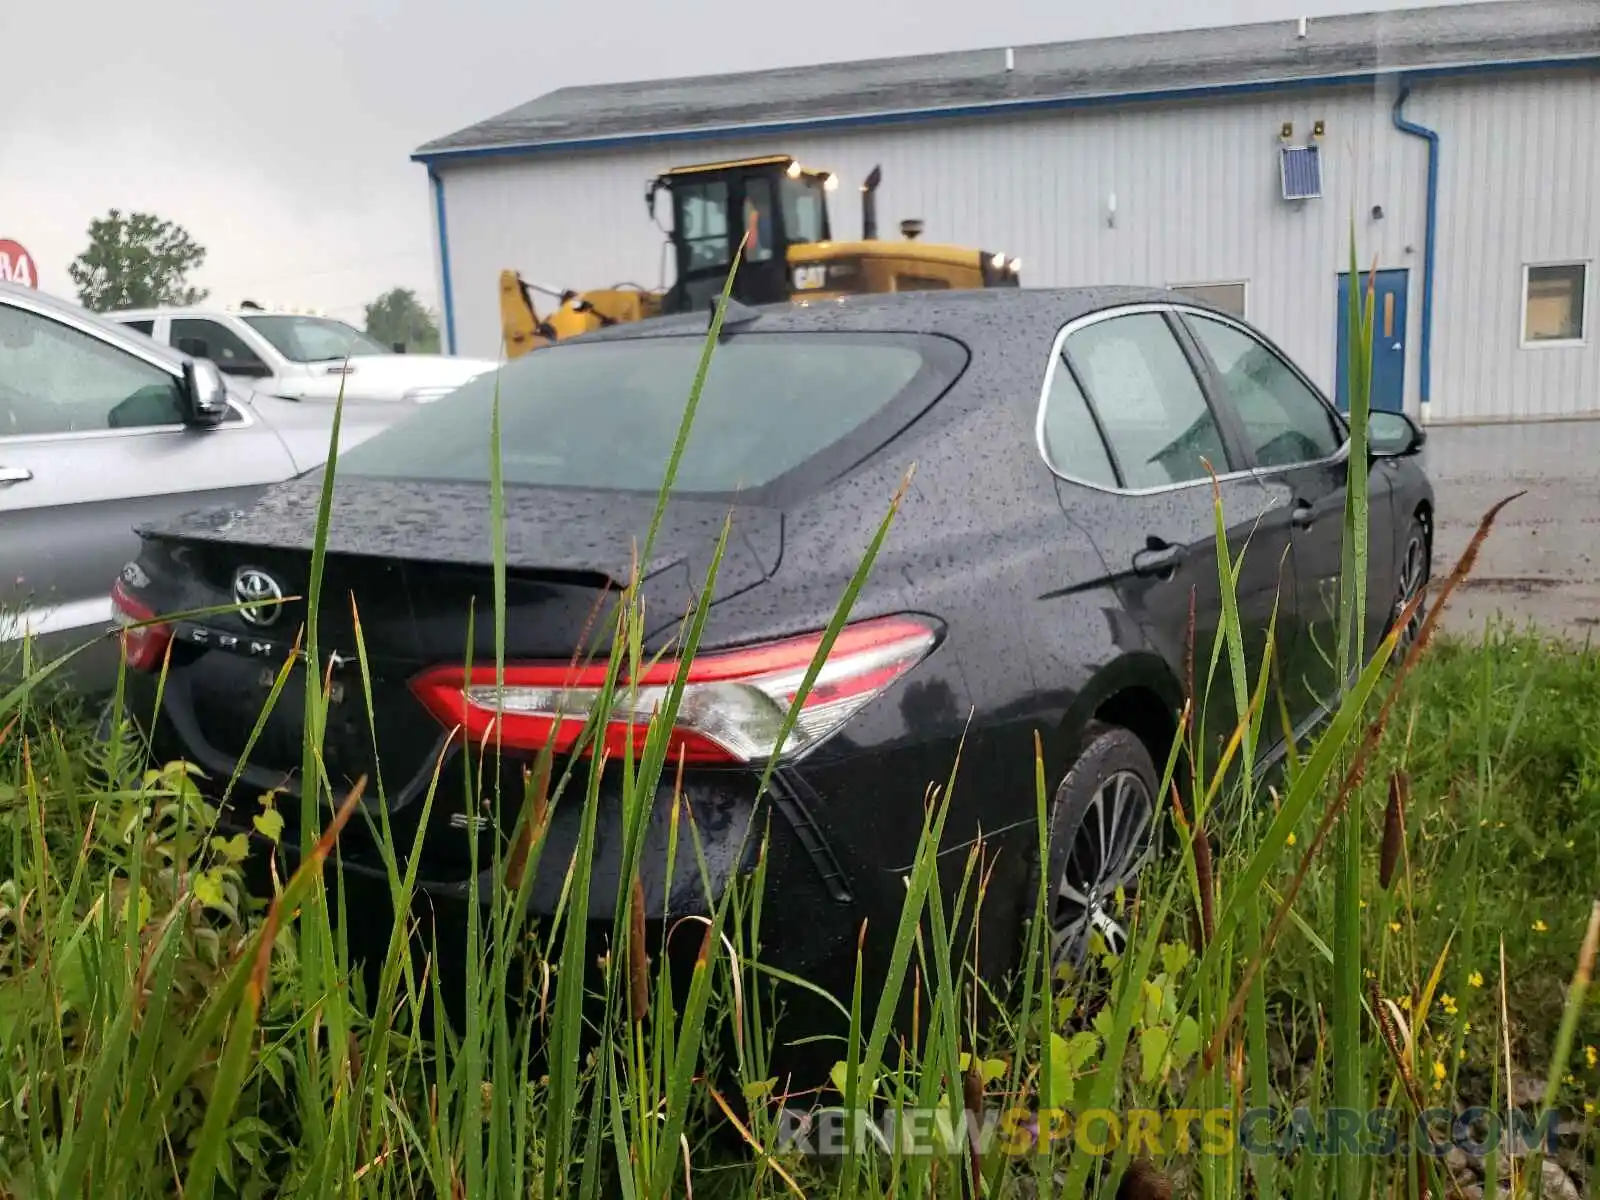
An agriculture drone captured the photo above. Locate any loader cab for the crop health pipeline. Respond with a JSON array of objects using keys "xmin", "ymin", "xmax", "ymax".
[{"xmin": 650, "ymin": 155, "xmax": 835, "ymax": 314}]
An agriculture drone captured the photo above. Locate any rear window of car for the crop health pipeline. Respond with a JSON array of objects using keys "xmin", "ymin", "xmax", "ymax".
[{"xmin": 335, "ymin": 331, "xmax": 962, "ymax": 497}]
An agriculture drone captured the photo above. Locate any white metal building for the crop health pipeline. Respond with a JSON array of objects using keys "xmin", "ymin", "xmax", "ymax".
[{"xmin": 413, "ymin": 0, "xmax": 1600, "ymax": 425}]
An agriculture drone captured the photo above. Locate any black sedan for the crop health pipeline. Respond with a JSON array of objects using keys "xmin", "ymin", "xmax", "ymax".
[{"xmin": 107, "ymin": 286, "xmax": 1432, "ymax": 1020}]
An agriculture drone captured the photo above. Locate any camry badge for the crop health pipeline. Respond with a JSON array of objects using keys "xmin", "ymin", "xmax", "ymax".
[{"xmin": 233, "ymin": 566, "xmax": 285, "ymax": 628}]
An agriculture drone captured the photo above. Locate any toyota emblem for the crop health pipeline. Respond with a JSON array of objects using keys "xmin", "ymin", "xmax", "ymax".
[{"xmin": 233, "ymin": 566, "xmax": 285, "ymax": 627}]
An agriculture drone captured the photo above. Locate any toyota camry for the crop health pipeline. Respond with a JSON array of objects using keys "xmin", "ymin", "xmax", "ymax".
[{"xmin": 106, "ymin": 286, "xmax": 1433, "ymax": 1030}]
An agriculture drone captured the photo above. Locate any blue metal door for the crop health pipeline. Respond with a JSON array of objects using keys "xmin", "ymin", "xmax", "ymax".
[{"xmin": 1335, "ymin": 269, "xmax": 1409, "ymax": 413}]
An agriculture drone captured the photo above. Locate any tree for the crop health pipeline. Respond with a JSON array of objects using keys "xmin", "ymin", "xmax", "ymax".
[
  {"xmin": 364, "ymin": 287, "xmax": 441, "ymax": 353},
  {"xmin": 68, "ymin": 209, "xmax": 209, "ymax": 312}
]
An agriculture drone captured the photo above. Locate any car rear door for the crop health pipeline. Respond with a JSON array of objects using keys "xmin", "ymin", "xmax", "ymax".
[
  {"xmin": 1176, "ymin": 308, "xmax": 1394, "ymax": 720},
  {"xmin": 0, "ymin": 294, "xmax": 298, "ymax": 686},
  {"xmin": 1041, "ymin": 304, "xmax": 1301, "ymax": 769}
]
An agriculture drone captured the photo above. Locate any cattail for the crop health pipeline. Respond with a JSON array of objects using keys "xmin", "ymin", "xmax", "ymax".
[
  {"xmin": 962, "ymin": 1055, "xmax": 985, "ymax": 1198},
  {"xmin": 1379, "ymin": 769, "xmax": 1409, "ymax": 891},
  {"xmin": 628, "ymin": 874, "xmax": 649, "ymax": 1026},
  {"xmin": 506, "ymin": 755, "xmax": 551, "ymax": 892},
  {"xmin": 1183, "ymin": 587, "xmax": 1197, "ymax": 741},
  {"xmin": 1116, "ymin": 1159, "xmax": 1174, "ymax": 1200},
  {"xmin": 1575, "ymin": 901, "xmax": 1600, "ymax": 994},
  {"xmin": 1369, "ymin": 978, "xmax": 1416, "ymax": 1089},
  {"xmin": 1176, "ymin": 784, "xmax": 1216, "ymax": 949}
]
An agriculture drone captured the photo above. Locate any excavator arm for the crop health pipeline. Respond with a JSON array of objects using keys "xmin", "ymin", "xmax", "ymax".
[
  {"xmin": 498, "ymin": 269, "xmax": 554, "ymax": 360},
  {"xmin": 498, "ymin": 269, "xmax": 665, "ymax": 360}
]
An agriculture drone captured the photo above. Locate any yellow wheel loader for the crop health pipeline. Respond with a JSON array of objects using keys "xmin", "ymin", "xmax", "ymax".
[{"xmin": 499, "ymin": 154, "xmax": 1021, "ymax": 359}]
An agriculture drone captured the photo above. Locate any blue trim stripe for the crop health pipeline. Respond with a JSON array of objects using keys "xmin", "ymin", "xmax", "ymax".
[
  {"xmin": 429, "ymin": 168, "xmax": 458, "ymax": 355},
  {"xmin": 411, "ymin": 54, "xmax": 1599, "ymax": 165},
  {"xmin": 1392, "ymin": 81, "xmax": 1440, "ymax": 412}
]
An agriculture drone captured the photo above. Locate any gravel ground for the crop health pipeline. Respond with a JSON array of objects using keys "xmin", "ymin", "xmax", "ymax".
[{"xmin": 1422, "ymin": 420, "xmax": 1600, "ymax": 643}]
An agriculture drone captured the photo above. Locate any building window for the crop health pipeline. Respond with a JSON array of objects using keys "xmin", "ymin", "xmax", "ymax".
[
  {"xmin": 1171, "ymin": 282, "xmax": 1247, "ymax": 318},
  {"xmin": 1523, "ymin": 263, "xmax": 1588, "ymax": 346}
]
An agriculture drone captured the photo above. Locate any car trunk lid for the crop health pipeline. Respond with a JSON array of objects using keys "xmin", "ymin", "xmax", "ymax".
[{"xmin": 138, "ymin": 475, "xmax": 782, "ymax": 819}]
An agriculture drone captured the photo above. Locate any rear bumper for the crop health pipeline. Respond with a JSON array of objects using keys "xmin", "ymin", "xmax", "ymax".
[{"xmin": 98, "ymin": 671, "xmax": 857, "ymax": 985}]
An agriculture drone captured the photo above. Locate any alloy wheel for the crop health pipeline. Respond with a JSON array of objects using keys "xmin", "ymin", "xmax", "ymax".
[
  {"xmin": 1052, "ymin": 769, "xmax": 1156, "ymax": 966},
  {"xmin": 1394, "ymin": 532, "xmax": 1428, "ymax": 659}
]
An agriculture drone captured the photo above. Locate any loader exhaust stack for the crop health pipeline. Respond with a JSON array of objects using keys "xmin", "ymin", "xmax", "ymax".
[{"xmin": 861, "ymin": 165, "xmax": 883, "ymax": 240}]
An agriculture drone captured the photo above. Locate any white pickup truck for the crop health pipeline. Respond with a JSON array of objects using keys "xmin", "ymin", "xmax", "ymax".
[{"xmin": 107, "ymin": 304, "xmax": 499, "ymax": 406}]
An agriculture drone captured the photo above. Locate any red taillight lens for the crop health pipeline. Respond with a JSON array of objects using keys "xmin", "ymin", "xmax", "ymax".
[
  {"xmin": 408, "ymin": 614, "xmax": 940, "ymax": 765},
  {"xmin": 111, "ymin": 579, "xmax": 171, "ymax": 673}
]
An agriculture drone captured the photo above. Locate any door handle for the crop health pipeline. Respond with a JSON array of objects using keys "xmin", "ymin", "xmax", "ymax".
[
  {"xmin": 1132, "ymin": 541, "xmax": 1184, "ymax": 579},
  {"xmin": 0, "ymin": 466, "xmax": 32, "ymax": 486},
  {"xmin": 1291, "ymin": 502, "xmax": 1315, "ymax": 528}
]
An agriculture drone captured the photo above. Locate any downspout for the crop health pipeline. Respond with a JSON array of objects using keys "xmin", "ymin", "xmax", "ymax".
[
  {"xmin": 1391, "ymin": 80, "xmax": 1439, "ymax": 422},
  {"xmin": 428, "ymin": 166, "xmax": 459, "ymax": 356}
]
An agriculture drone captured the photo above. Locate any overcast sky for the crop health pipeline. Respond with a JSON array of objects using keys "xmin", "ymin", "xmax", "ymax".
[{"xmin": 2, "ymin": 0, "xmax": 1497, "ymax": 326}]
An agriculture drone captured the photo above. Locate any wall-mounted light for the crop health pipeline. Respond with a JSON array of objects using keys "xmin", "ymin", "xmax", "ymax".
[
  {"xmin": 1280, "ymin": 121, "xmax": 1294, "ymax": 140},
  {"xmin": 1107, "ymin": 191, "xmax": 1117, "ymax": 228},
  {"xmin": 1313, "ymin": 119, "xmax": 1326, "ymax": 139},
  {"xmin": 1371, "ymin": 204, "xmax": 1385, "ymax": 220}
]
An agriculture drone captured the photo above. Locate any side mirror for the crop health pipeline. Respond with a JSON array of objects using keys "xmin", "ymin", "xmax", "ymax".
[
  {"xmin": 182, "ymin": 358, "xmax": 230, "ymax": 427},
  {"xmin": 1368, "ymin": 410, "xmax": 1425, "ymax": 458}
]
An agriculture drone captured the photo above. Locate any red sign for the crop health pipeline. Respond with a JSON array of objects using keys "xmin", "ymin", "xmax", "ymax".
[{"xmin": 0, "ymin": 239, "xmax": 38, "ymax": 289}]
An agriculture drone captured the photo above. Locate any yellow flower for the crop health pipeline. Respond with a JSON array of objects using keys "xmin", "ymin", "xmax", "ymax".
[
  {"xmin": 1432, "ymin": 1060, "xmax": 1447, "ymax": 1090},
  {"xmin": 1586, "ymin": 1100, "xmax": 1596, "ymax": 1116},
  {"xmin": 1459, "ymin": 1048, "xmax": 1467, "ymax": 1061},
  {"xmin": 1286, "ymin": 832, "xmax": 1296, "ymax": 847},
  {"xmin": 1464, "ymin": 1022, "xmax": 1472, "ymax": 1034},
  {"xmin": 1440, "ymin": 994, "xmax": 1458, "ymax": 1016},
  {"xmin": 1389, "ymin": 921, "xmax": 1403, "ymax": 934},
  {"xmin": 1468, "ymin": 971, "xmax": 1484, "ymax": 989},
  {"xmin": 1586, "ymin": 1045, "xmax": 1597, "ymax": 1069},
  {"xmin": 1533, "ymin": 920, "xmax": 1549, "ymax": 933}
]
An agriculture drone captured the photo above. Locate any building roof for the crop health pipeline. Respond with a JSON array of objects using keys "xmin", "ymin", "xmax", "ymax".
[{"xmin": 414, "ymin": 0, "xmax": 1600, "ymax": 162}]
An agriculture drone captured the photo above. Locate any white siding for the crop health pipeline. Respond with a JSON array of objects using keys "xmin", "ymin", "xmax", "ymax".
[
  {"xmin": 433, "ymin": 66, "xmax": 1600, "ymax": 424},
  {"xmin": 1419, "ymin": 71, "xmax": 1600, "ymax": 423}
]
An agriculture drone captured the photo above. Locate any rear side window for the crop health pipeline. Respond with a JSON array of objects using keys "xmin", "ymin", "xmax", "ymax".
[
  {"xmin": 119, "ymin": 318, "xmax": 155, "ymax": 335},
  {"xmin": 171, "ymin": 318, "xmax": 269, "ymax": 375},
  {"xmin": 1064, "ymin": 313, "xmax": 1230, "ymax": 489},
  {"xmin": 337, "ymin": 332, "xmax": 961, "ymax": 498},
  {"xmin": 1039, "ymin": 355, "xmax": 1117, "ymax": 488}
]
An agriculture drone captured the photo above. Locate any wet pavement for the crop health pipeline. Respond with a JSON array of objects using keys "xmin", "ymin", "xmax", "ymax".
[{"xmin": 1423, "ymin": 420, "xmax": 1600, "ymax": 642}]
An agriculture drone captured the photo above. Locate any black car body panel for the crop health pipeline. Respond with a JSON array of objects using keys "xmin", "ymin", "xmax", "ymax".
[{"xmin": 113, "ymin": 285, "xmax": 1435, "ymax": 1037}]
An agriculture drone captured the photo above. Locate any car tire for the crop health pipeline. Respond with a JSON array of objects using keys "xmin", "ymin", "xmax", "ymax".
[
  {"xmin": 1390, "ymin": 515, "xmax": 1430, "ymax": 660},
  {"xmin": 1036, "ymin": 721, "xmax": 1163, "ymax": 971}
]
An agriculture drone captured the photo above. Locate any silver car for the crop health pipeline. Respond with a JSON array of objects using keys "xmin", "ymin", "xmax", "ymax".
[{"xmin": 1, "ymin": 282, "xmax": 431, "ymax": 691}]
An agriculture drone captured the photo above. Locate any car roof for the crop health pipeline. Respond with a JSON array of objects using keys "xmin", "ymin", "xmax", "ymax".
[
  {"xmin": 568, "ymin": 284, "xmax": 1217, "ymax": 347},
  {"xmin": 0, "ymin": 281, "xmax": 193, "ymax": 370}
]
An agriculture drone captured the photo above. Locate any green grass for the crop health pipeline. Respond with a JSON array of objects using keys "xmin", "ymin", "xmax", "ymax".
[{"xmin": 0, "ymin": 243, "xmax": 1597, "ymax": 1198}]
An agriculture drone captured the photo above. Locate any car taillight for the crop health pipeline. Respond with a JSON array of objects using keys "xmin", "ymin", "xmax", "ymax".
[
  {"xmin": 408, "ymin": 614, "xmax": 940, "ymax": 765},
  {"xmin": 111, "ymin": 579, "xmax": 171, "ymax": 673}
]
